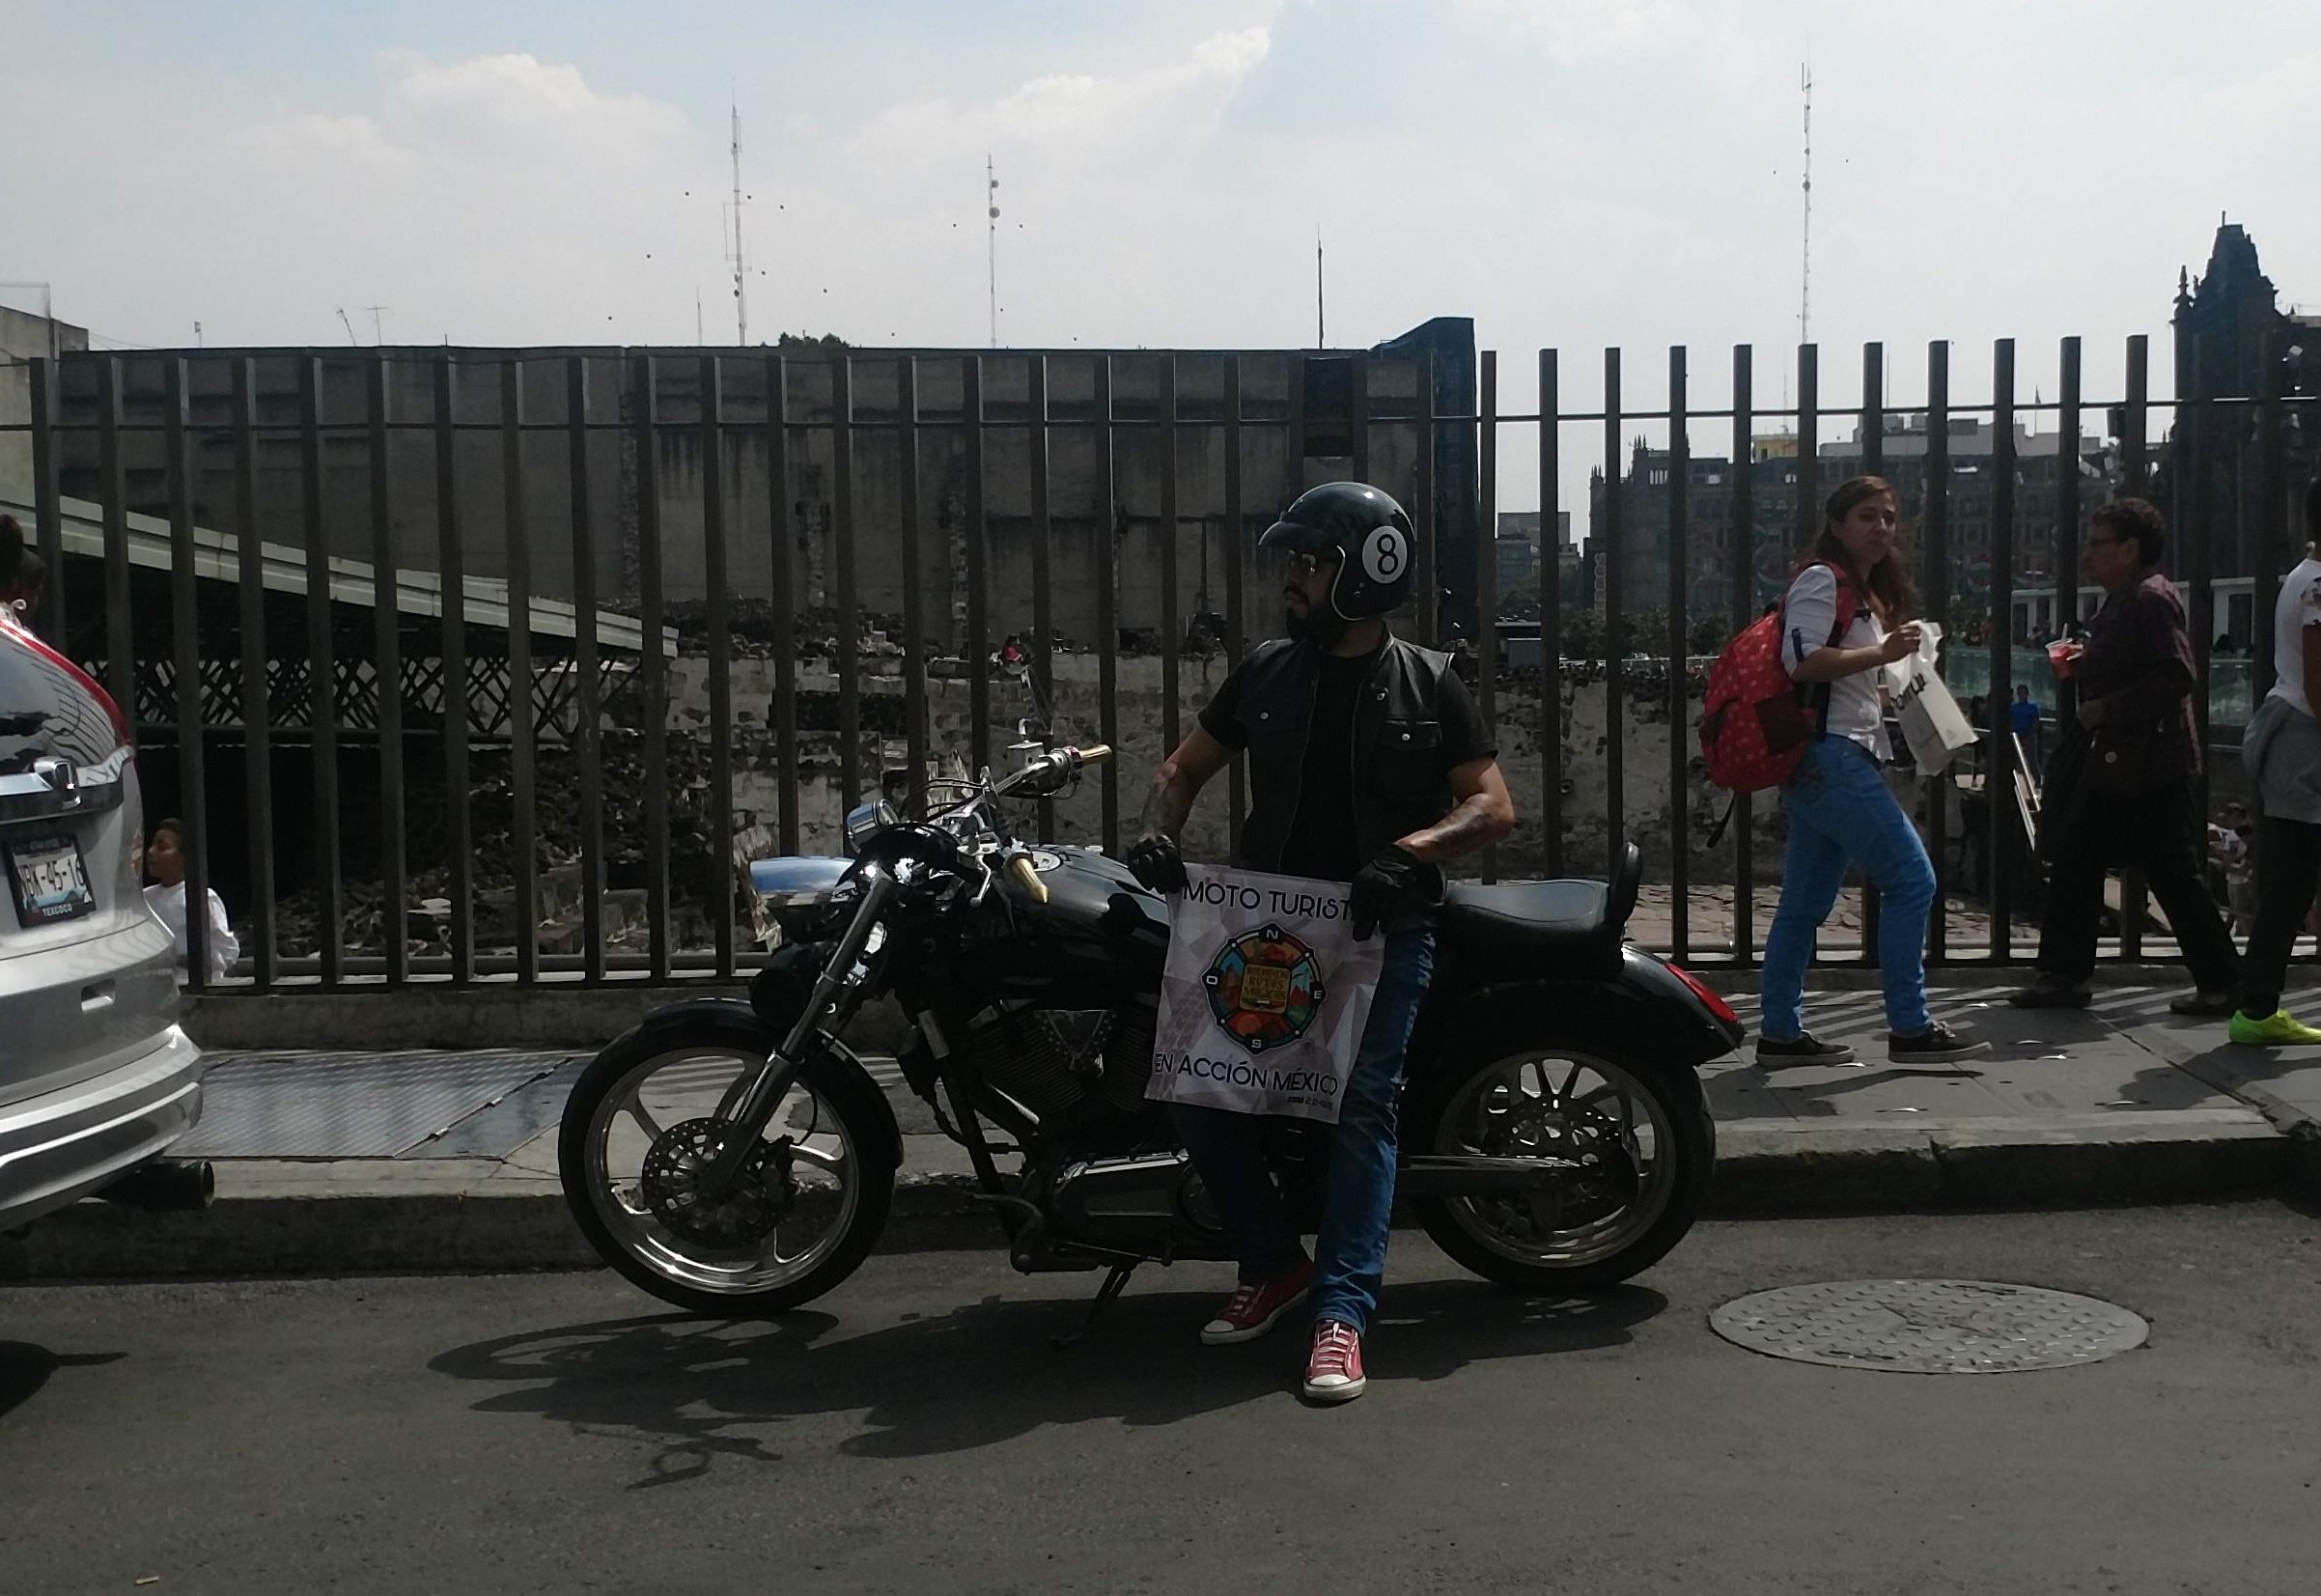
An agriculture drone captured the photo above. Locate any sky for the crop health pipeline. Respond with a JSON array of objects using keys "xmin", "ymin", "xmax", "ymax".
[{"xmin": 6, "ymin": 0, "xmax": 2317, "ymax": 509}]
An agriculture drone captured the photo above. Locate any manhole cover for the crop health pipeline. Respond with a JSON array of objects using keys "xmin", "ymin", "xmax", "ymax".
[{"xmin": 1710, "ymin": 1279, "xmax": 2147, "ymax": 1373}]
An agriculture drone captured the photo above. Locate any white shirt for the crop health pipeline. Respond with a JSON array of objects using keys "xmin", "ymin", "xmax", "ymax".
[
  {"xmin": 2268, "ymin": 556, "xmax": 2321, "ymax": 715},
  {"xmin": 144, "ymin": 881, "xmax": 239, "ymax": 982},
  {"xmin": 1779, "ymin": 563, "xmax": 1888, "ymax": 758}
]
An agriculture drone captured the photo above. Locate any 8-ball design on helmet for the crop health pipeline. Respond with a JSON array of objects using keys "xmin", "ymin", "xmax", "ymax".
[{"xmin": 1260, "ymin": 481, "xmax": 1415, "ymax": 620}]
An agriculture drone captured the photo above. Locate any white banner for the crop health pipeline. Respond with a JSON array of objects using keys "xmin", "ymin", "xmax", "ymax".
[{"xmin": 1145, "ymin": 865, "xmax": 1384, "ymax": 1126}]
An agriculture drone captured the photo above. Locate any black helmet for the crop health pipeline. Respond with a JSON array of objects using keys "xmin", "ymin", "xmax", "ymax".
[{"xmin": 1259, "ymin": 481, "xmax": 1415, "ymax": 620}]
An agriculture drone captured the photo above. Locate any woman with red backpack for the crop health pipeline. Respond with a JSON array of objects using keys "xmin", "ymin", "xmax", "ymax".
[{"xmin": 1757, "ymin": 477, "xmax": 1988, "ymax": 1067}]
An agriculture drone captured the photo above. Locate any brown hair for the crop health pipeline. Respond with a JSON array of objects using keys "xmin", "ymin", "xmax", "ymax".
[
  {"xmin": 2093, "ymin": 496, "xmax": 2166, "ymax": 568},
  {"xmin": 1810, "ymin": 475, "xmax": 1916, "ymax": 624}
]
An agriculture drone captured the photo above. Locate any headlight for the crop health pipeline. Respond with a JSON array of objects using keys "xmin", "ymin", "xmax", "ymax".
[{"xmin": 844, "ymin": 799, "xmax": 901, "ymax": 854}]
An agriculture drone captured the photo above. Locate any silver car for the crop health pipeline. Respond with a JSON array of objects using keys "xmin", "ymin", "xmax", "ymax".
[{"xmin": 0, "ymin": 614, "xmax": 207, "ymax": 1231}]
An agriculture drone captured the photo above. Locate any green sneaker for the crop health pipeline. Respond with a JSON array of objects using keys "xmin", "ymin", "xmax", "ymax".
[{"xmin": 2227, "ymin": 1009, "xmax": 2321, "ymax": 1047}]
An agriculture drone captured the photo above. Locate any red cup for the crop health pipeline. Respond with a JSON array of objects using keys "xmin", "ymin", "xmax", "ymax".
[{"xmin": 2047, "ymin": 639, "xmax": 2081, "ymax": 681}]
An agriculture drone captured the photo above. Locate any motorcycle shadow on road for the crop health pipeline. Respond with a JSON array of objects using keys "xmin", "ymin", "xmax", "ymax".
[
  {"xmin": 0, "ymin": 1341, "xmax": 126, "ymax": 1427},
  {"xmin": 427, "ymin": 1277, "xmax": 1666, "ymax": 1479}
]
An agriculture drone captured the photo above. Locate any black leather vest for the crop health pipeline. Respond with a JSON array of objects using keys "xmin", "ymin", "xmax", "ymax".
[{"xmin": 1225, "ymin": 632, "xmax": 1460, "ymax": 886}]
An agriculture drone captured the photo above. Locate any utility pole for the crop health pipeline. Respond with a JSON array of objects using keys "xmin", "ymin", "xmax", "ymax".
[
  {"xmin": 363, "ymin": 305, "xmax": 388, "ymax": 345},
  {"xmin": 728, "ymin": 100, "xmax": 749, "ymax": 345},
  {"xmin": 1799, "ymin": 62, "xmax": 1812, "ymax": 348},
  {"xmin": 987, "ymin": 155, "xmax": 1000, "ymax": 349},
  {"xmin": 193, "ymin": 321, "xmax": 203, "ymax": 349}
]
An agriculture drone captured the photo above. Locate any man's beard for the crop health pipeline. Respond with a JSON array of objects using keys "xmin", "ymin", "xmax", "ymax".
[{"xmin": 1284, "ymin": 601, "xmax": 1349, "ymax": 649}]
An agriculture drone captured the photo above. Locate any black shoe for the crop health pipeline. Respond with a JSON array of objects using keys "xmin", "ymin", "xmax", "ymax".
[
  {"xmin": 2006, "ymin": 978, "xmax": 2092, "ymax": 1009},
  {"xmin": 1756, "ymin": 1032, "xmax": 1856, "ymax": 1068},
  {"xmin": 2168, "ymin": 990, "xmax": 2237, "ymax": 1018},
  {"xmin": 1888, "ymin": 1022, "xmax": 1991, "ymax": 1064}
]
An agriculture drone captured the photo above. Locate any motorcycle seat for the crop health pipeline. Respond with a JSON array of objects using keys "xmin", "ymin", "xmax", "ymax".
[{"xmin": 1436, "ymin": 843, "xmax": 1641, "ymax": 966}]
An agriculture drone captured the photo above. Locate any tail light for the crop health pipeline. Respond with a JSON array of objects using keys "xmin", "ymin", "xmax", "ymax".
[{"xmin": 1665, "ymin": 961, "xmax": 1740, "ymax": 1025}]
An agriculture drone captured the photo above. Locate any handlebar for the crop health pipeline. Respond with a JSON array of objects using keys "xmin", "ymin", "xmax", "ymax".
[{"xmin": 1008, "ymin": 853, "xmax": 1049, "ymax": 904}]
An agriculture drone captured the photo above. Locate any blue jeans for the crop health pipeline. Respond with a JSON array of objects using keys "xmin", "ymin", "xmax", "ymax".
[
  {"xmin": 1172, "ymin": 928, "xmax": 1436, "ymax": 1334},
  {"xmin": 1761, "ymin": 738, "xmax": 1936, "ymax": 1038}
]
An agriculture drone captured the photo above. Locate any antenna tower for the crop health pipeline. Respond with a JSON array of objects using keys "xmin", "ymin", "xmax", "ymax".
[
  {"xmin": 729, "ymin": 102, "xmax": 749, "ymax": 345},
  {"xmin": 987, "ymin": 155, "xmax": 1000, "ymax": 349},
  {"xmin": 1316, "ymin": 227, "xmax": 1326, "ymax": 347},
  {"xmin": 1799, "ymin": 62, "xmax": 1812, "ymax": 347}
]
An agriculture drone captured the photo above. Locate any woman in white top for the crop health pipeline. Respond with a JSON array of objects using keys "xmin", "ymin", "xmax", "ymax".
[
  {"xmin": 1757, "ymin": 477, "xmax": 1986, "ymax": 1067},
  {"xmin": 143, "ymin": 818, "xmax": 238, "ymax": 983}
]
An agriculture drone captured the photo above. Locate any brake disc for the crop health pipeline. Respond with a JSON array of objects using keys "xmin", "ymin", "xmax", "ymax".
[{"xmin": 639, "ymin": 1118, "xmax": 795, "ymax": 1248}]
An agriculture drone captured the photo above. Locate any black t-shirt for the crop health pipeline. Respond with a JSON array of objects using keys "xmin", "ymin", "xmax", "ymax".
[{"xmin": 1198, "ymin": 644, "xmax": 1496, "ymax": 882}]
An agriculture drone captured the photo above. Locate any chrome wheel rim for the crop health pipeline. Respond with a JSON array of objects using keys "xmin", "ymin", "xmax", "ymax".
[
  {"xmin": 584, "ymin": 1046, "xmax": 863, "ymax": 1297},
  {"xmin": 1430, "ymin": 1049, "xmax": 1678, "ymax": 1270}
]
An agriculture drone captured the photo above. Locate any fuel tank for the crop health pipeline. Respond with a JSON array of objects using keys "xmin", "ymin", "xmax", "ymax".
[{"xmin": 958, "ymin": 846, "xmax": 1170, "ymax": 1003}]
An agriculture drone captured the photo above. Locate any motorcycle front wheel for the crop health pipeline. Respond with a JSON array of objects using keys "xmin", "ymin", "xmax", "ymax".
[
  {"xmin": 558, "ymin": 1022, "xmax": 898, "ymax": 1316},
  {"xmin": 1405, "ymin": 1034, "xmax": 1713, "ymax": 1293}
]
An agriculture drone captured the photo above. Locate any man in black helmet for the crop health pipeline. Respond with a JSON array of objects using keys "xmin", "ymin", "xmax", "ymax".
[{"xmin": 1128, "ymin": 480, "xmax": 1515, "ymax": 1403}]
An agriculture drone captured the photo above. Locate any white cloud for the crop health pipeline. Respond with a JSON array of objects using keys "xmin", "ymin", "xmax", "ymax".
[
  {"xmin": 380, "ymin": 49, "xmax": 689, "ymax": 158},
  {"xmin": 1453, "ymin": 0, "xmax": 1691, "ymax": 64}
]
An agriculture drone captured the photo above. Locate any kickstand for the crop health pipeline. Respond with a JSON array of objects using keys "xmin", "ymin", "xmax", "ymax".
[{"xmin": 1050, "ymin": 1262, "xmax": 1137, "ymax": 1352}]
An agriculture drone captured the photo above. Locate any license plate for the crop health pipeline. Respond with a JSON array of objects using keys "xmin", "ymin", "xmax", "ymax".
[{"xmin": 7, "ymin": 833, "xmax": 96, "ymax": 925}]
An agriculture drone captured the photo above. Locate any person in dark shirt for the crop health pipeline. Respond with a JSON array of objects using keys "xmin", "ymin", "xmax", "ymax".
[
  {"xmin": 1127, "ymin": 481, "xmax": 1513, "ymax": 1403},
  {"xmin": 2011, "ymin": 498, "xmax": 2240, "ymax": 1012}
]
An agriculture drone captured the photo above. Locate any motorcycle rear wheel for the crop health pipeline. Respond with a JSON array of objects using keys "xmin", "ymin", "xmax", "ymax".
[
  {"xmin": 1406, "ymin": 1035, "xmax": 1713, "ymax": 1293},
  {"xmin": 559, "ymin": 1024, "xmax": 898, "ymax": 1317}
]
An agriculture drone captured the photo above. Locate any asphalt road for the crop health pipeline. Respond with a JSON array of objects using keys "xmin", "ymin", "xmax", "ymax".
[{"xmin": 6, "ymin": 1203, "xmax": 2321, "ymax": 1596}]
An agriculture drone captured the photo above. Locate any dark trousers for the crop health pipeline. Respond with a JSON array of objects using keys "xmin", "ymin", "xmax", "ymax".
[
  {"xmin": 2036, "ymin": 777, "xmax": 2241, "ymax": 992},
  {"xmin": 2241, "ymin": 816, "xmax": 2321, "ymax": 1016}
]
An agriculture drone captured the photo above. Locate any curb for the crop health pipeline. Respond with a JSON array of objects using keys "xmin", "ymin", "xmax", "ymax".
[{"xmin": 3, "ymin": 1118, "xmax": 2300, "ymax": 1282}]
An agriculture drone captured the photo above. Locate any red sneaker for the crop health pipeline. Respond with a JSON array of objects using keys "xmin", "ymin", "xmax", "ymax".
[
  {"xmin": 1302, "ymin": 1318, "xmax": 1366, "ymax": 1403},
  {"xmin": 1199, "ymin": 1262, "xmax": 1315, "ymax": 1346}
]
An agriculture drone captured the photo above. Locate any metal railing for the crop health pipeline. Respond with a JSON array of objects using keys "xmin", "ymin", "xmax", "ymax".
[{"xmin": 1, "ymin": 330, "xmax": 2312, "ymax": 990}]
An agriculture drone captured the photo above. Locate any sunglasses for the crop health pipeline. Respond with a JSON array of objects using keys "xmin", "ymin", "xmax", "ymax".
[{"xmin": 1282, "ymin": 551, "xmax": 1340, "ymax": 577}]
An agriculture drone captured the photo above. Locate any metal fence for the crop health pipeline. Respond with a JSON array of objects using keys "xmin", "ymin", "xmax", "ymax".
[{"xmin": 2, "ymin": 330, "xmax": 2313, "ymax": 992}]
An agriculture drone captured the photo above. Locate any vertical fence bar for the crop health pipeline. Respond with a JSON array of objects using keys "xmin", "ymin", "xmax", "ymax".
[
  {"xmin": 1350, "ymin": 350, "xmax": 1371, "ymax": 487},
  {"xmin": 1987, "ymin": 338, "xmax": 2017, "ymax": 958},
  {"xmin": 1603, "ymin": 347, "xmax": 1625, "ymax": 874},
  {"xmin": 1027, "ymin": 355, "xmax": 1053, "ymax": 839},
  {"xmin": 567, "ymin": 357, "xmax": 606, "ymax": 981},
  {"xmin": 1924, "ymin": 342, "xmax": 1952, "ymax": 962},
  {"xmin": 28, "ymin": 357, "xmax": 64, "ymax": 646},
  {"xmin": 2124, "ymin": 336, "xmax": 2151, "ymax": 497},
  {"xmin": 1476, "ymin": 350, "xmax": 1499, "ymax": 884},
  {"xmin": 1540, "ymin": 350, "xmax": 1564, "ymax": 877},
  {"xmin": 1859, "ymin": 342, "xmax": 1884, "ymax": 966},
  {"xmin": 834, "ymin": 357, "xmax": 861, "ymax": 822},
  {"xmin": 1729, "ymin": 345, "xmax": 1755, "ymax": 961},
  {"xmin": 1665, "ymin": 345, "xmax": 1689, "ymax": 957},
  {"xmin": 900, "ymin": 358, "xmax": 929, "ymax": 812},
  {"xmin": 1093, "ymin": 357, "xmax": 1120, "ymax": 850},
  {"xmin": 231, "ymin": 358, "xmax": 276, "ymax": 985},
  {"xmin": 433, "ymin": 356, "xmax": 474, "ymax": 981},
  {"xmin": 2185, "ymin": 334, "xmax": 2216, "ymax": 852},
  {"xmin": 700, "ymin": 356, "xmax": 735, "ymax": 978},
  {"xmin": 1223, "ymin": 355, "xmax": 1247, "ymax": 857},
  {"xmin": 2254, "ymin": 329, "xmax": 2287, "ymax": 703},
  {"xmin": 98, "ymin": 357, "xmax": 134, "ymax": 728},
  {"xmin": 1413, "ymin": 350, "xmax": 1438, "ymax": 647},
  {"xmin": 298, "ymin": 356, "xmax": 343, "ymax": 984},
  {"xmin": 633, "ymin": 354, "xmax": 671, "ymax": 981},
  {"xmin": 369, "ymin": 355, "xmax": 407, "ymax": 986},
  {"xmin": 2055, "ymin": 338, "xmax": 2083, "ymax": 731},
  {"xmin": 766, "ymin": 354, "xmax": 798, "ymax": 855},
  {"xmin": 165, "ymin": 359, "xmax": 210, "ymax": 988},
  {"xmin": 1159, "ymin": 355, "xmax": 1182, "ymax": 752},
  {"xmin": 1794, "ymin": 346, "xmax": 1819, "ymax": 560},
  {"xmin": 503, "ymin": 360, "xmax": 539, "ymax": 985},
  {"xmin": 965, "ymin": 356, "xmax": 991, "ymax": 775}
]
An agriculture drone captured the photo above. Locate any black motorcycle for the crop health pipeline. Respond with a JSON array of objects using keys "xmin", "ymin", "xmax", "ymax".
[{"xmin": 559, "ymin": 742, "xmax": 1743, "ymax": 1327}]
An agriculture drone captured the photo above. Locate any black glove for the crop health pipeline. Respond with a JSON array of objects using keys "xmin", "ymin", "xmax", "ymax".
[
  {"xmin": 1126, "ymin": 832, "xmax": 1188, "ymax": 894},
  {"xmin": 1349, "ymin": 844, "xmax": 1434, "ymax": 941}
]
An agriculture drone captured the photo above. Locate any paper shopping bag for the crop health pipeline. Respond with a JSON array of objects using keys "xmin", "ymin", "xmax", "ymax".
[
  {"xmin": 1145, "ymin": 865, "xmax": 1384, "ymax": 1125},
  {"xmin": 1883, "ymin": 620, "xmax": 1978, "ymax": 774}
]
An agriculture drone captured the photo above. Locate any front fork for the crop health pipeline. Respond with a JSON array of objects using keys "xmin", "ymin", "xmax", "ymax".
[{"xmin": 699, "ymin": 864, "xmax": 900, "ymax": 1196}]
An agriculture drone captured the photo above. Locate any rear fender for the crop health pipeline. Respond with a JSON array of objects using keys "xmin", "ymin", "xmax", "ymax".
[
  {"xmin": 1413, "ymin": 946, "xmax": 1741, "ymax": 1076},
  {"xmin": 613, "ymin": 996, "xmax": 901, "ymax": 1167}
]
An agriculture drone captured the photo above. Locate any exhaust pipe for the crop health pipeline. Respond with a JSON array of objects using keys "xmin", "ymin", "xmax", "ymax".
[{"xmin": 97, "ymin": 1159, "xmax": 216, "ymax": 1212}]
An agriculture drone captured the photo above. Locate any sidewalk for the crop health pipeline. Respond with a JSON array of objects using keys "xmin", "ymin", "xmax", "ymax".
[{"xmin": 5, "ymin": 985, "xmax": 2315, "ymax": 1280}]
